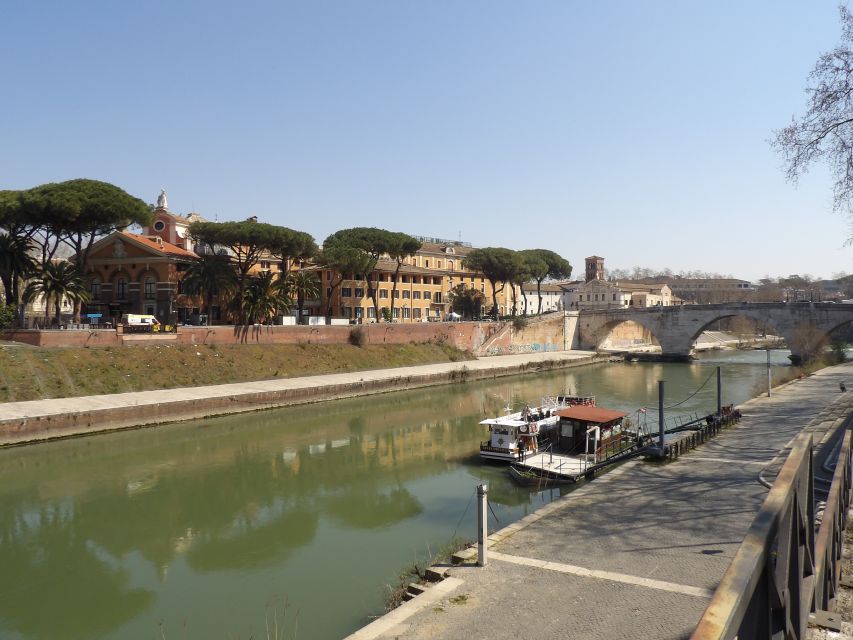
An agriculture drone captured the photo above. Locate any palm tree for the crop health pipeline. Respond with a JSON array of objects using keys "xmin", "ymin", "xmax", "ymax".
[
  {"xmin": 286, "ymin": 269, "xmax": 320, "ymax": 323},
  {"xmin": 233, "ymin": 272, "xmax": 292, "ymax": 325},
  {"xmin": 23, "ymin": 261, "xmax": 89, "ymax": 327},
  {"xmin": 181, "ymin": 255, "xmax": 237, "ymax": 325},
  {"xmin": 0, "ymin": 233, "xmax": 36, "ymax": 310}
]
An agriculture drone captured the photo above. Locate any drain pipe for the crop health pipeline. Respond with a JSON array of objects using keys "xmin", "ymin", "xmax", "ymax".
[{"xmin": 477, "ymin": 484, "xmax": 488, "ymax": 566}]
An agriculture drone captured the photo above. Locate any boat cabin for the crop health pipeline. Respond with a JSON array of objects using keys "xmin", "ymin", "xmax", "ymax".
[{"xmin": 555, "ymin": 405, "xmax": 629, "ymax": 460}]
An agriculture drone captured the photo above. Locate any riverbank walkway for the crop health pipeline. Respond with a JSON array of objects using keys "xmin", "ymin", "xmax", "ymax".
[
  {"xmin": 348, "ymin": 362, "xmax": 853, "ymax": 640},
  {"xmin": 0, "ymin": 350, "xmax": 597, "ymax": 445}
]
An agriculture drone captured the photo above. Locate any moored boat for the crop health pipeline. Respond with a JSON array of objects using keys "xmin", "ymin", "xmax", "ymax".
[{"xmin": 479, "ymin": 396, "xmax": 595, "ymax": 463}]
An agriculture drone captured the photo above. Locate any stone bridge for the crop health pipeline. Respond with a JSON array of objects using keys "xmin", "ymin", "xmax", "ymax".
[{"xmin": 577, "ymin": 302, "xmax": 853, "ymax": 363}]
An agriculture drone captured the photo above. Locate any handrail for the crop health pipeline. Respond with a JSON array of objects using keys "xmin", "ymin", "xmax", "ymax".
[
  {"xmin": 691, "ymin": 433, "xmax": 815, "ymax": 640},
  {"xmin": 814, "ymin": 430, "xmax": 853, "ymax": 612}
]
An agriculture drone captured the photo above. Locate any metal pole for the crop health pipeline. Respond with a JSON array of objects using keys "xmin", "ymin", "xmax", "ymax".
[
  {"xmin": 766, "ymin": 348, "xmax": 772, "ymax": 398},
  {"xmin": 477, "ymin": 484, "xmax": 488, "ymax": 566},
  {"xmin": 658, "ymin": 380, "xmax": 665, "ymax": 456},
  {"xmin": 717, "ymin": 366, "xmax": 722, "ymax": 417}
]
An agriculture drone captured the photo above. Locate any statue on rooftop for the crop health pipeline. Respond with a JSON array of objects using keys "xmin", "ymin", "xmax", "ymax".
[{"xmin": 156, "ymin": 189, "xmax": 168, "ymax": 210}]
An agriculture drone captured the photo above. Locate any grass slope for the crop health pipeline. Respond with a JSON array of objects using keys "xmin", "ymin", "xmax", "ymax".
[{"xmin": 0, "ymin": 343, "xmax": 473, "ymax": 403}]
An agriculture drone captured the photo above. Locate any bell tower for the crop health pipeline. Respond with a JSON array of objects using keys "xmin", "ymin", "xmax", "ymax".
[{"xmin": 585, "ymin": 256, "xmax": 604, "ymax": 282}]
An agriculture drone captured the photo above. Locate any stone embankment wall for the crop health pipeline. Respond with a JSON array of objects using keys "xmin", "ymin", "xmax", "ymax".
[
  {"xmin": 2, "ymin": 322, "xmax": 504, "ymax": 353},
  {"xmin": 476, "ymin": 312, "xmax": 576, "ymax": 356}
]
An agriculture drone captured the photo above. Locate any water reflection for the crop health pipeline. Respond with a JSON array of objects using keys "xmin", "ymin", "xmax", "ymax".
[{"xmin": 0, "ymin": 351, "xmax": 791, "ymax": 639}]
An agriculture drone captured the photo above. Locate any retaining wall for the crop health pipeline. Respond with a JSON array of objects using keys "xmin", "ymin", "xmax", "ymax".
[{"xmin": 2, "ymin": 322, "xmax": 504, "ymax": 353}]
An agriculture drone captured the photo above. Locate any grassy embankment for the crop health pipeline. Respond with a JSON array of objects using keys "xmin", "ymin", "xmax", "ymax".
[{"xmin": 0, "ymin": 342, "xmax": 474, "ymax": 403}]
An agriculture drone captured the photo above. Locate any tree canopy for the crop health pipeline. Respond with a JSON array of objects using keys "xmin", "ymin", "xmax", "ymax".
[
  {"xmin": 189, "ymin": 219, "xmax": 315, "ymax": 324},
  {"xmin": 773, "ymin": 6, "xmax": 853, "ymax": 230},
  {"xmin": 464, "ymin": 247, "xmax": 519, "ymax": 318},
  {"xmin": 519, "ymin": 249, "xmax": 572, "ymax": 314},
  {"xmin": 0, "ymin": 179, "xmax": 152, "ymax": 270},
  {"xmin": 323, "ymin": 227, "xmax": 418, "ymax": 320},
  {"xmin": 448, "ymin": 283, "xmax": 485, "ymax": 320}
]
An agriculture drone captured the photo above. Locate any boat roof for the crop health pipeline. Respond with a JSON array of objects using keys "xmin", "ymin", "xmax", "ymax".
[
  {"xmin": 555, "ymin": 406, "xmax": 627, "ymax": 424},
  {"xmin": 480, "ymin": 418, "xmax": 527, "ymax": 427}
]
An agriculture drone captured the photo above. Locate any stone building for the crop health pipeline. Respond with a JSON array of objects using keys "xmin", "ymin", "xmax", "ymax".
[{"xmin": 563, "ymin": 256, "xmax": 673, "ymax": 310}]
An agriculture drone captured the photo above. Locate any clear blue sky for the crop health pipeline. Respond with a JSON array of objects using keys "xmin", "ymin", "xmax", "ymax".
[{"xmin": 1, "ymin": 1, "xmax": 850, "ymax": 281}]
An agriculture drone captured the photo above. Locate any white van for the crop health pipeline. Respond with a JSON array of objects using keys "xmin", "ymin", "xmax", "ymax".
[{"xmin": 122, "ymin": 314, "xmax": 160, "ymax": 332}]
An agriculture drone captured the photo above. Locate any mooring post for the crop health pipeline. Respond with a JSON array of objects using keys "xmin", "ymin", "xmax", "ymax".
[
  {"xmin": 477, "ymin": 484, "xmax": 488, "ymax": 566},
  {"xmin": 658, "ymin": 380, "xmax": 665, "ymax": 458},
  {"xmin": 717, "ymin": 366, "xmax": 722, "ymax": 416},
  {"xmin": 766, "ymin": 348, "xmax": 772, "ymax": 398}
]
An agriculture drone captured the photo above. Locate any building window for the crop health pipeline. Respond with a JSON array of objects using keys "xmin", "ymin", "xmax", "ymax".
[
  {"xmin": 260, "ymin": 261, "xmax": 271, "ymax": 271},
  {"xmin": 403, "ymin": 307, "xmax": 410, "ymax": 319},
  {"xmin": 425, "ymin": 260, "xmax": 430, "ymax": 268},
  {"xmin": 144, "ymin": 278, "xmax": 156, "ymax": 299},
  {"xmin": 89, "ymin": 279, "xmax": 100, "ymax": 299},
  {"xmin": 424, "ymin": 291, "xmax": 431, "ymax": 301},
  {"xmin": 342, "ymin": 287, "xmax": 352, "ymax": 297},
  {"xmin": 613, "ymin": 294, "xmax": 617, "ymax": 301},
  {"xmin": 326, "ymin": 287, "xmax": 332, "ymax": 298},
  {"xmin": 413, "ymin": 308, "xmax": 421, "ymax": 319},
  {"xmin": 359, "ymin": 307, "xmax": 366, "ymax": 319},
  {"xmin": 413, "ymin": 291, "xmax": 421, "ymax": 299},
  {"xmin": 355, "ymin": 287, "xmax": 364, "ymax": 298},
  {"xmin": 448, "ymin": 261, "xmax": 454, "ymax": 271},
  {"xmin": 393, "ymin": 290, "xmax": 399, "ymax": 298},
  {"xmin": 437, "ymin": 261, "xmax": 442, "ymax": 269},
  {"xmin": 402, "ymin": 290, "xmax": 410, "ymax": 299},
  {"xmin": 392, "ymin": 307, "xmax": 400, "ymax": 319},
  {"xmin": 434, "ymin": 292, "xmax": 442, "ymax": 303},
  {"xmin": 153, "ymin": 220, "xmax": 166, "ymax": 232},
  {"xmin": 117, "ymin": 278, "xmax": 127, "ymax": 299},
  {"xmin": 380, "ymin": 289, "xmax": 389, "ymax": 299}
]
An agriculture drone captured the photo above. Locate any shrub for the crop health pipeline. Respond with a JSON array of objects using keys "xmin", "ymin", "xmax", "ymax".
[
  {"xmin": 0, "ymin": 304, "xmax": 16, "ymax": 330},
  {"xmin": 512, "ymin": 316, "xmax": 527, "ymax": 331},
  {"xmin": 349, "ymin": 326, "xmax": 367, "ymax": 347}
]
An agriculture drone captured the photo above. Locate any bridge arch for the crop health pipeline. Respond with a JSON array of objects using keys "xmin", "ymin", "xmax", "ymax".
[
  {"xmin": 577, "ymin": 303, "xmax": 853, "ymax": 363},
  {"xmin": 582, "ymin": 317, "xmax": 663, "ymax": 352}
]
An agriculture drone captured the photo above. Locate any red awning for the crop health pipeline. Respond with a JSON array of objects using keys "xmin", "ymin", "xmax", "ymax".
[{"xmin": 555, "ymin": 405, "xmax": 628, "ymax": 424}]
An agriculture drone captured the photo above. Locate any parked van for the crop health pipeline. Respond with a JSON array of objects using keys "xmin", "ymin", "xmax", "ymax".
[{"xmin": 122, "ymin": 314, "xmax": 160, "ymax": 333}]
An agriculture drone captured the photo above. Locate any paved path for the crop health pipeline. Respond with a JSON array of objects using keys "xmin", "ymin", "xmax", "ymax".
[
  {"xmin": 351, "ymin": 362, "xmax": 853, "ymax": 640},
  {"xmin": 0, "ymin": 351, "xmax": 597, "ymax": 442}
]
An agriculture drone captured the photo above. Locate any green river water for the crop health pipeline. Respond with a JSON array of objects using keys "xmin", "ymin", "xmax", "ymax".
[{"xmin": 0, "ymin": 350, "xmax": 794, "ymax": 640}]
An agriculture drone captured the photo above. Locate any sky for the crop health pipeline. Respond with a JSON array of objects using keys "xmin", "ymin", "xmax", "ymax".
[{"xmin": 1, "ymin": 1, "xmax": 851, "ymax": 282}]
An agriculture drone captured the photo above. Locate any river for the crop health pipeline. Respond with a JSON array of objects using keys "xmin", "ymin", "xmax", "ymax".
[{"xmin": 0, "ymin": 349, "xmax": 793, "ymax": 640}]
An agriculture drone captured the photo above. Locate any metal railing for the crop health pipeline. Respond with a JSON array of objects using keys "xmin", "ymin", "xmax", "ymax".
[{"xmin": 691, "ymin": 430, "xmax": 852, "ymax": 640}]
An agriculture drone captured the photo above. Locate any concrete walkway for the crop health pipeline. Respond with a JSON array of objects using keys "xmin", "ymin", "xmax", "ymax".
[
  {"xmin": 0, "ymin": 350, "xmax": 597, "ymax": 445},
  {"xmin": 349, "ymin": 362, "xmax": 853, "ymax": 640}
]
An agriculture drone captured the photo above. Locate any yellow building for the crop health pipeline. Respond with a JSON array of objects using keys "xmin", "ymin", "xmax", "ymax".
[{"xmin": 320, "ymin": 237, "xmax": 517, "ymax": 322}]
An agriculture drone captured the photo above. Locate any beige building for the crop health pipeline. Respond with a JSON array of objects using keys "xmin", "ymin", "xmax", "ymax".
[
  {"xmin": 320, "ymin": 238, "xmax": 518, "ymax": 322},
  {"xmin": 564, "ymin": 256, "xmax": 673, "ymax": 310}
]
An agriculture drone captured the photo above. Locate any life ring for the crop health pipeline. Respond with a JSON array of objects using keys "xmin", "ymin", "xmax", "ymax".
[{"xmin": 520, "ymin": 424, "xmax": 528, "ymax": 434}]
